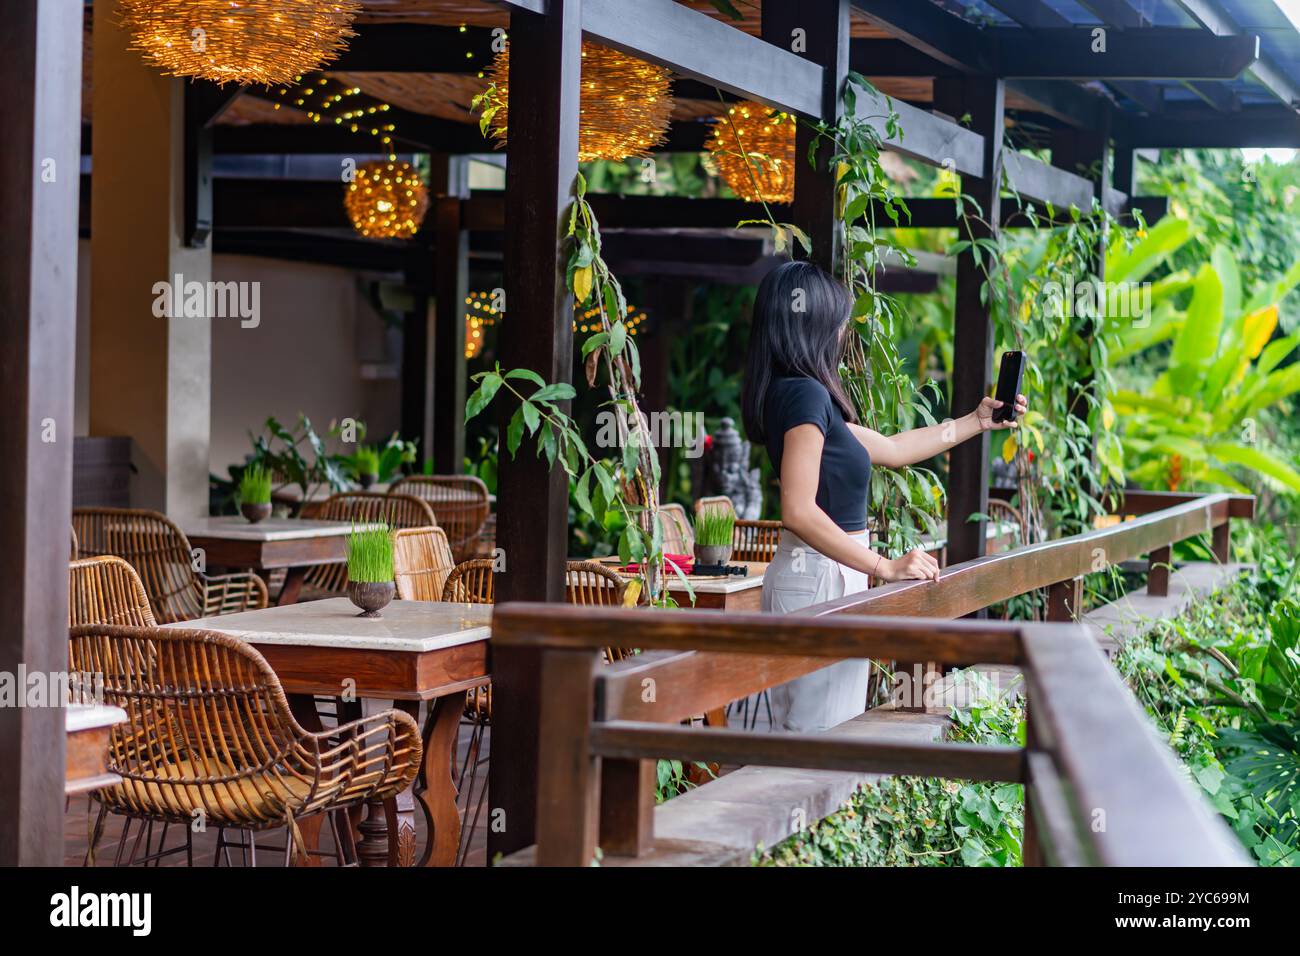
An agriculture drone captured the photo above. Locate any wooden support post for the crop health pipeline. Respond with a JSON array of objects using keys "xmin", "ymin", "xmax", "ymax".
[
  {"xmin": 1147, "ymin": 544, "xmax": 1171, "ymax": 597},
  {"xmin": 1050, "ymin": 122, "xmax": 1111, "ymax": 453},
  {"xmin": 936, "ymin": 77, "xmax": 1004, "ymax": 567},
  {"xmin": 1046, "ymin": 576, "xmax": 1084, "ymax": 622},
  {"xmin": 535, "ymin": 649, "xmax": 601, "ymax": 866},
  {"xmin": 0, "ymin": 0, "xmax": 82, "ymax": 865},
  {"xmin": 488, "ymin": 0, "xmax": 582, "ymax": 861},
  {"xmin": 598, "ymin": 758, "xmax": 655, "ymax": 857},
  {"xmin": 1212, "ymin": 521, "xmax": 1231, "ymax": 564},
  {"xmin": 401, "ymin": 249, "xmax": 433, "ymax": 460},
  {"xmin": 761, "ymin": 0, "xmax": 849, "ymax": 273},
  {"xmin": 432, "ymin": 157, "xmax": 469, "ymax": 472},
  {"xmin": 90, "ymin": 11, "xmax": 212, "ymax": 518}
]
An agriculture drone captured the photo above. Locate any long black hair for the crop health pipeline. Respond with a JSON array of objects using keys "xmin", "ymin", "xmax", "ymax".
[{"xmin": 742, "ymin": 260, "xmax": 857, "ymax": 443}]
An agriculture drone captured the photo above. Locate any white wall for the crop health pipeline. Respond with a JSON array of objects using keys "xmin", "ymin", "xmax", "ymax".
[{"xmin": 75, "ymin": 242, "xmax": 404, "ymax": 485}]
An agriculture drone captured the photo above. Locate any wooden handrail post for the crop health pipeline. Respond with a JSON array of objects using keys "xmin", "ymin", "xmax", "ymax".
[
  {"xmin": 1147, "ymin": 545, "xmax": 1171, "ymax": 597},
  {"xmin": 535, "ymin": 647, "xmax": 602, "ymax": 866},
  {"xmin": 1211, "ymin": 520, "xmax": 1231, "ymax": 564},
  {"xmin": 1046, "ymin": 577, "xmax": 1083, "ymax": 622},
  {"xmin": 893, "ymin": 660, "xmax": 939, "ymax": 713},
  {"xmin": 598, "ymin": 758, "xmax": 655, "ymax": 857}
]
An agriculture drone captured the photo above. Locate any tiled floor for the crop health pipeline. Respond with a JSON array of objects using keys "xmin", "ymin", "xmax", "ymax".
[{"xmin": 64, "ymin": 722, "xmax": 493, "ymax": 868}]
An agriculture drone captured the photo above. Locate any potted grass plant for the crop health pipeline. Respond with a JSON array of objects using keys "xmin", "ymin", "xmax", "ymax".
[
  {"xmin": 693, "ymin": 507, "xmax": 735, "ymax": 567},
  {"xmin": 352, "ymin": 445, "xmax": 382, "ymax": 489},
  {"xmin": 238, "ymin": 464, "xmax": 273, "ymax": 523},
  {"xmin": 346, "ymin": 524, "xmax": 395, "ymax": 618}
]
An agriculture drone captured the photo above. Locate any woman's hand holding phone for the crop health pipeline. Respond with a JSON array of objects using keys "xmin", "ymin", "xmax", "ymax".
[
  {"xmin": 974, "ymin": 394, "xmax": 1028, "ymax": 431},
  {"xmin": 874, "ymin": 547, "xmax": 941, "ymax": 583}
]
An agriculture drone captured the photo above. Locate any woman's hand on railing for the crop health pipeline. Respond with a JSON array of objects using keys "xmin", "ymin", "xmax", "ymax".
[{"xmin": 875, "ymin": 548, "xmax": 940, "ymax": 583}]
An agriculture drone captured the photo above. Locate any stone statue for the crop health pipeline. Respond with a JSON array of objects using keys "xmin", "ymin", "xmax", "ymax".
[{"xmin": 703, "ymin": 417, "xmax": 763, "ymax": 519}]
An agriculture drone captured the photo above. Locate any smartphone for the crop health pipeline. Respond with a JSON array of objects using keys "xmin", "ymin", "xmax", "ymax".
[{"xmin": 993, "ymin": 350, "xmax": 1026, "ymax": 423}]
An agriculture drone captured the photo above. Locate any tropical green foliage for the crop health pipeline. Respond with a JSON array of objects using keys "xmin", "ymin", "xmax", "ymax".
[
  {"xmin": 1104, "ymin": 218, "xmax": 1300, "ymax": 497},
  {"xmin": 1116, "ymin": 552, "xmax": 1300, "ymax": 865},
  {"xmin": 346, "ymin": 525, "xmax": 394, "ymax": 584},
  {"xmin": 754, "ymin": 672, "xmax": 1025, "ymax": 867}
]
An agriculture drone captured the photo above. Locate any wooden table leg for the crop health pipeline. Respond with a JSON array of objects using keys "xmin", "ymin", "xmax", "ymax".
[
  {"xmin": 277, "ymin": 566, "xmax": 308, "ymax": 606},
  {"xmin": 412, "ymin": 692, "xmax": 466, "ymax": 867},
  {"xmin": 287, "ymin": 694, "xmax": 326, "ymax": 866}
]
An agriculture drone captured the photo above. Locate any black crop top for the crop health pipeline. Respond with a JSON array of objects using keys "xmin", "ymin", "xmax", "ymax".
[{"xmin": 764, "ymin": 376, "xmax": 872, "ymax": 532}]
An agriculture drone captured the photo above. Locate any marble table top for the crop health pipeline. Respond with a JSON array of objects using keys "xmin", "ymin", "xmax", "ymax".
[
  {"xmin": 66, "ymin": 703, "xmax": 128, "ymax": 734},
  {"xmin": 163, "ymin": 598, "xmax": 492, "ymax": 653},
  {"xmin": 180, "ymin": 516, "xmax": 380, "ymax": 541}
]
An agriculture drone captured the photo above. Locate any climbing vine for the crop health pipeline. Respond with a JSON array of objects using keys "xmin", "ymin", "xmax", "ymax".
[
  {"xmin": 463, "ymin": 171, "xmax": 684, "ymax": 605},
  {"xmin": 953, "ymin": 174, "xmax": 1135, "ymax": 540}
]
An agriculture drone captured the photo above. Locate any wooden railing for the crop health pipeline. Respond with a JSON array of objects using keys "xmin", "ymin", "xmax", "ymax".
[{"xmin": 491, "ymin": 491, "xmax": 1254, "ymax": 866}]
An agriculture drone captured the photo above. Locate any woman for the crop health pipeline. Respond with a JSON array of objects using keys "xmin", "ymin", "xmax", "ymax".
[{"xmin": 741, "ymin": 261, "xmax": 1027, "ymax": 732}]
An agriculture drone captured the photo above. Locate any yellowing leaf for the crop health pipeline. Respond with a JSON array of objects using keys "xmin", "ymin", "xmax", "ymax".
[
  {"xmin": 572, "ymin": 265, "xmax": 594, "ymax": 304},
  {"xmin": 1242, "ymin": 304, "xmax": 1279, "ymax": 359},
  {"xmin": 1102, "ymin": 404, "xmax": 1116, "ymax": 430},
  {"xmin": 1001, "ymin": 434, "xmax": 1017, "ymax": 464},
  {"xmin": 622, "ymin": 579, "xmax": 642, "ymax": 607}
]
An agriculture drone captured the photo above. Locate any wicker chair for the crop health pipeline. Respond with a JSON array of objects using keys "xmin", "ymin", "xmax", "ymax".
[
  {"xmin": 71, "ymin": 526, "xmax": 79, "ymax": 560},
  {"xmin": 69, "ymin": 556, "xmax": 157, "ymax": 628},
  {"xmin": 694, "ymin": 495, "xmax": 736, "ymax": 516},
  {"xmin": 660, "ymin": 503, "xmax": 694, "ymax": 555},
  {"xmin": 393, "ymin": 527, "xmax": 457, "ymax": 601},
  {"xmin": 388, "ymin": 476, "xmax": 491, "ymax": 562},
  {"xmin": 732, "ymin": 519, "xmax": 782, "ymax": 563},
  {"xmin": 298, "ymin": 492, "xmax": 437, "ymax": 597},
  {"xmin": 71, "ymin": 623, "xmax": 422, "ymax": 866},
  {"xmin": 440, "ymin": 558, "xmax": 496, "ymax": 604},
  {"xmin": 72, "ymin": 508, "xmax": 268, "ymax": 624}
]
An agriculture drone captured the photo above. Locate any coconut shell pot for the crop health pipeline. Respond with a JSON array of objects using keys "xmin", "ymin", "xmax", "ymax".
[
  {"xmin": 241, "ymin": 501, "xmax": 272, "ymax": 524},
  {"xmin": 348, "ymin": 580, "xmax": 395, "ymax": 618},
  {"xmin": 694, "ymin": 542, "xmax": 732, "ymax": 567},
  {"xmin": 358, "ymin": 473, "xmax": 378, "ymax": 490}
]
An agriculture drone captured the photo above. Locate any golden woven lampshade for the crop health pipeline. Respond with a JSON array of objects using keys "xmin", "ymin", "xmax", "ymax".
[
  {"xmin": 118, "ymin": 0, "xmax": 361, "ymax": 87},
  {"xmin": 705, "ymin": 102, "xmax": 796, "ymax": 203},
  {"xmin": 344, "ymin": 161, "xmax": 429, "ymax": 240},
  {"xmin": 485, "ymin": 41, "xmax": 673, "ymax": 162}
]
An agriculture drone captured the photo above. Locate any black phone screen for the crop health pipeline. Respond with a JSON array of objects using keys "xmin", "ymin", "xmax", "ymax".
[{"xmin": 993, "ymin": 351, "xmax": 1026, "ymax": 423}]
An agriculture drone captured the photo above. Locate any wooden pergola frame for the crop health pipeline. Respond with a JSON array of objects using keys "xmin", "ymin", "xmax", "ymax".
[{"xmin": 3, "ymin": 0, "xmax": 1297, "ymax": 865}]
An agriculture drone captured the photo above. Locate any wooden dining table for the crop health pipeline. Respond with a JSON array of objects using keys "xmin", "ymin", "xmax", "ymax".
[
  {"xmin": 165, "ymin": 597, "xmax": 491, "ymax": 867},
  {"xmin": 181, "ymin": 516, "xmax": 374, "ymax": 605},
  {"xmin": 590, "ymin": 558, "xmax": 769, "ymax": 611}
]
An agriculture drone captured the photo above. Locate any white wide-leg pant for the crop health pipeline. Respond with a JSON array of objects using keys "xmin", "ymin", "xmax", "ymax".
[{"xmin": 763, "ymin": 529, "xmax": 873, "ymax": 733}]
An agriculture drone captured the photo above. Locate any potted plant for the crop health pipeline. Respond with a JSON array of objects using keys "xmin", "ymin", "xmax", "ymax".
[
  {"xmin": 693, "ymin": 507, "xmax": 735, "ymax": 567},
  {"xmin": 238, "ymin": 465, "xmax": 273, "ymax": 523},
  {"xmin": 346, "ymin": 524, "xmax": 395, "ymax": 618},
  {"xmin": 352, "ymin": 445, "xmax": 381, "ymax": 489}
]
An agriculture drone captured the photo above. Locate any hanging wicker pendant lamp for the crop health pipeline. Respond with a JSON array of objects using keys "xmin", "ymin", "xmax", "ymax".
[
  {"xmin": 344, "ymin": 160, "xmax": 430, "ymax": 240},
  {"xmin": 705, "ymin": 101, "xmax": 796, "ymax": 203},
  {"xmin": 118, "ymin": 0, "xmax": 362, "ymax": 87},
  {"xmin": 483, "ymin": 40, "xmax": 673, "ymax": 162}
]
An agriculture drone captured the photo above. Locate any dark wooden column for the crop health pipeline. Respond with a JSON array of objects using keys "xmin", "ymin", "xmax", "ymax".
[
  {"xmin": 400, "ymin": 250, "xmax": 434, "ymax": 460},
  {"xmin": 487, "ymin": 0, "xmax": 582, "ymax": 860},
  {"xmin": 935, "ymin": 78, "xmax": 1004, "ymax": 565},
  {"xmin": 0, "ymin": 0, "xmax": 82, "ymax": 865},
  {"xmin": 432, "ymin": 157, "xmax": 469, "ymax": 473},
  {"xmin": 761, "ymin": 0, "xmax": 849, "ymax": 272},
  {"xmin": 1051, "ymin": 120, "xmax": 1111, "ymax": 452}
]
